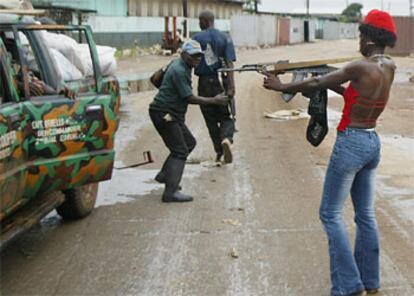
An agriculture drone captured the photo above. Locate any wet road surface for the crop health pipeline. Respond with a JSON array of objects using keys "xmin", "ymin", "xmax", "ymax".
[{"xmin": 1, "ymin": 40, "xmax": 413, "ymax": 296}]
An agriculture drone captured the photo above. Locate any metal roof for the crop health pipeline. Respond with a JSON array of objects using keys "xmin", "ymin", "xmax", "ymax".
[
  {"xmin": 33, "ymin": 4, "xmax": 96, "ymax": 13},
  {"xmin": 0, "ymin": 13, "xmax": 36, "ymax": 25},
  {"xmin": 218, "ymin": 0, "xmax": 244, "ymax": 4}
]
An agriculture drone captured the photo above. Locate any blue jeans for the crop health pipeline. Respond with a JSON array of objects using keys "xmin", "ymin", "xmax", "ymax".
[{"xmin": 320, "ymin": 128, "xmax": 381, "ymax": 296}]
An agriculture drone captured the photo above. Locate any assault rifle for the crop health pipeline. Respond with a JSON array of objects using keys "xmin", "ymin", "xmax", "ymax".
[
  {"xmin": 219, "ymin": 58, "xmax": 236, "ymax": 122},
  {"xmin": 218, "ymin": 57, "xmax": 357, "ymax": 146}
]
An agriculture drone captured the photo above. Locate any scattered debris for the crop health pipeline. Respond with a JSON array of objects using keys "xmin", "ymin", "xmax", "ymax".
[
  {"xmin": 223, "ymin": 218, "xmax": 241, "ymax": 226},
  {"xmin": 229, "ymin": 207, "xmax": 245, "ymax": 212},
  {"xmin": 200, "ymin": 160, "xmax": 222, "ymax": 168},
  {"xmin": 410, "ymin": 74, "xmax": 414, "ymax": 83},
  {"xmin": 264, "ymin": 109, "xmax": 309, "ymax": 121},
  {"xmin": 115, "ymin": 43, "xmax": 174, "ymax": 59},
  {"xmin": 149, "ymin": 44, "xmax": 163, "ymax": 55},
  {"xmin": 186, "ymin": 158, "xmax": 202, "ymax": 164},
  {"xmin": 230, "ymin": 248, "xmax": 239, "ymax": 258},
  {"xmin": 122, "ymin": 49, "xmax": 132, "ymax": 57}
]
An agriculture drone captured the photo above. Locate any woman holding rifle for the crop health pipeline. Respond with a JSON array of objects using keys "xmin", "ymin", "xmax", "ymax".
[{"xmin": 263, "ymin": 10, "xmax": 397, "ymax": 296}]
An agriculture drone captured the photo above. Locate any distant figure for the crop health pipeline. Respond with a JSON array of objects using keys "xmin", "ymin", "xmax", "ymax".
[
  {"xmin": 263, "ymin": 10, "xmax": 397, "ymax": 296},
  {"xmin": 193, "ymin": 10, "xmax": 236, "ymax": 164},
  {"xmin": 149, "ymin": 40, "xmax": 229, "ymax": 203}
]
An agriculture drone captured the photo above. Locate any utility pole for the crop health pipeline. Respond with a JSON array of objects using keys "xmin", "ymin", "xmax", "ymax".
[
  {"xmin": 306, "ymin": 0, "xmax": 310, "ymax": 17},
  {"xmin": 182, "ymin": 0, "xmax": 188, "ymax": 39},
  {"xmin": 411, "ymin": 0, "xmax": 414, "ymax": 16}
]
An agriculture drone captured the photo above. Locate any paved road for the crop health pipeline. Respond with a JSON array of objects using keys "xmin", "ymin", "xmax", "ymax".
[{"xmin": 1, "ymin": 40, "xmax": 413, "ymax": 296}]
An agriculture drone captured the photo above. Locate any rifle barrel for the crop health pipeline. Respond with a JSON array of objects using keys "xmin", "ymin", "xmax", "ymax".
[{"xmin": 218, "ymin": 57, "xmax": 358, "ymax": 74}]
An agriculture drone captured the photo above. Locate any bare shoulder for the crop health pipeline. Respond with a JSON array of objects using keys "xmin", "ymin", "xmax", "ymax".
[
  {"xmin": 342, "ymin": 59, "xmax": 370, "ymax": 76},
  {"xmin": 383, "ymin": 55, "xmax": 396, "ymax": 70}
]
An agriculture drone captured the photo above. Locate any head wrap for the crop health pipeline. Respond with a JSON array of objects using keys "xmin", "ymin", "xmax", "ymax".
[{"xmin": 363, "ymin": 9, "xmax": 397, "ymax": 37}]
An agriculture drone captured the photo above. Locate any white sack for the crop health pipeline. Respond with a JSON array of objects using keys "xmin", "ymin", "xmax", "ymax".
[
  {"xmin": 77, "ymin": 44, "xmax": 117, "ymax": 77},
  {"xmin": 42, "ymin": 31, "xmax": 87, "ymax": 75},
  {"xmin": 43, "ymin": 32, "xmax": 117, "ymax": 78},
  {"xmin": 50, "ymin": 48, "xmax": 83, "ymax": 81}
]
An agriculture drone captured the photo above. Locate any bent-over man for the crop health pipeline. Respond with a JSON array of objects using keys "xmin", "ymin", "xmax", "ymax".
[{"xmin": 149, "ymin": 40, "xmax": 229, "ymax": 203}]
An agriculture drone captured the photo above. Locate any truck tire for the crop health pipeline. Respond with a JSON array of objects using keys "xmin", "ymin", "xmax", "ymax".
[{"xmin": 56, "ymin": 183, "xmax": 98, "ymax": 220}]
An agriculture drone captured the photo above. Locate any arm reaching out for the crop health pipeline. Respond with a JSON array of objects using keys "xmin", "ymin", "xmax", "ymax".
[
  {"xmin": 187, "ymin": 93, "xmax": 229, "ymax": 106},
  {"xmin": 263, "ymin": 61, "xmax": 361, "ymax": 95}
]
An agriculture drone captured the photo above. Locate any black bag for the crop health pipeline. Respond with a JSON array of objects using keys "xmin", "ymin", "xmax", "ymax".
[
  {"xmin": 306, "ymin": 89, "xmax": 328, "ymax": 147},
  {"xmin": 150, "ymin": 62, "xmax": 171, "ymax": 88}
]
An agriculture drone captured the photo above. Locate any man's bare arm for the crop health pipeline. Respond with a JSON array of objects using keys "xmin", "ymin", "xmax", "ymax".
[{"xmin": 187, "ymin": 94, "xmax": 229, "ymax": 106}]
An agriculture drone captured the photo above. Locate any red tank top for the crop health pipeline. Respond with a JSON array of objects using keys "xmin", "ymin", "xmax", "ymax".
[{"xmin": 337, "ymin": 83, "xmax": 387, "ymax": 132}]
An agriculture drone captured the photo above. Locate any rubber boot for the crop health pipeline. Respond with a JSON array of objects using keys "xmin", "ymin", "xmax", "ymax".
[
  {"xmin": 221, "ymin": 138, "xmax": 233, "ymax": 164},
  {"xmin": 155, "ymin": 155, "xmax": 182, "ymax": 190},
  {"xmin": 162, "ymin": 157, "xmax": 193, "ymax": 202}
]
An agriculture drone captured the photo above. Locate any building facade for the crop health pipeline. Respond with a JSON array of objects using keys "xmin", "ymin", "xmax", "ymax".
[
  {"xmin": 31, "ymin": 0, "xmax": 243, "ymax": 48},
  {"xmin": 127, "ymin": 0, "xmax": 243, "ymax": 19}
]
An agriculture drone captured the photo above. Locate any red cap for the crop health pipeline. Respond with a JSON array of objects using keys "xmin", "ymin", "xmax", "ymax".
[{"xmin": 363, "ymin": 9, "xmax": 397, "ymax": 36}]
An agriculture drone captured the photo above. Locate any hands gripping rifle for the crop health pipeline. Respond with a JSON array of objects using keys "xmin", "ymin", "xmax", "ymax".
[
  {"xmin": 218, "ymin": 57, "xmax": 356, "ymax": 146},
  {"xmin": 219, "ymin": 59, "xmax": 236, "ymax": 121}
]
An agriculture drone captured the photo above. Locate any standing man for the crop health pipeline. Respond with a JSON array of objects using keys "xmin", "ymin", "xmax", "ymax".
[
  {"xmin": 149, "ymin": 40, "xmax": 229, "ymax": 203},
  {"xmin": 193, "ymin": 10, "xmax": 236, "ymax": 163}
]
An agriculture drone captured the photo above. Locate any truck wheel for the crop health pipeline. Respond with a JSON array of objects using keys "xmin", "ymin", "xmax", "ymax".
[{"xmin": 56, "ymin": 183, "xmax": 98, "ymax": 220}]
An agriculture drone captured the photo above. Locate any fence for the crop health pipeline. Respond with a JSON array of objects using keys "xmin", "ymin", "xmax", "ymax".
[
  {"xmin": 387, "ymin": 17, "xmax": 414, "ymax": 56},
  {"xmin": 323, "ymin": 21, "xmax": 358, "ymax": 40},
  {"xmin": 231, "ymin": 15, "xmax": 355, "ymax": 47},
  {"xmin": 231, "ymin": 14, "xmax": 278, "ymax": 47}
]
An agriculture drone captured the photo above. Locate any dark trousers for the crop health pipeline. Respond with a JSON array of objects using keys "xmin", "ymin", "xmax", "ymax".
[
  {"xmin": 198, "ymin": 75, "xmax": 235, "ymax": 155},
  {"xmin": 149, "ymin": 108, "xmax": 196, "ymax": 195},
  {"xmin": 149, "ymin": 109, "xmax": 196, "ymax": 161}
]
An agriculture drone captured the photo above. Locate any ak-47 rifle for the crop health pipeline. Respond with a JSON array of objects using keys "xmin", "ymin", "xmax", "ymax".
[
  {"xmin": 219, "ymin": 58, "xmax": 236, "ymax": 122},
  {"xmin": 218, "ymin": 57, "xmax": 357, "ymax": 146}
]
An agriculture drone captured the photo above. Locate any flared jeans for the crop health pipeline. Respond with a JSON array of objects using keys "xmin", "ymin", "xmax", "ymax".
[{"xmin": 320, "ymin": 128, "xmax": 381, "ymax": 295}]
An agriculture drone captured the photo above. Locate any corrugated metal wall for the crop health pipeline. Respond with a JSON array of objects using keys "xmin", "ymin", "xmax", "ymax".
[
  {"xmin": 323, "ymin": 21, "xmax": 341, "ymax": 40},
  {"xmin": 87, "ymin": 16, "xmax": 230, "ymax": 34},
  {"xmin": 86, "ymin": 16, "xmax": 231, "ymax": 48},
  {"xmin": 289, "ymin": 18, "xmax": 304, "ymax": 44},
  {"xmin": 32, "ymin": 0, "xmax": 128, "ymax": 16},
  {"xmin": 231, "ymin": 15, "xmax": 320, "ymax": 47},
  {"xmin": 339, "ymin": 23, "xmax": 359, "ymax": 39},
  {"xmin": 127, "ymin": 0, "xmax": 243, "ymax": 18},
  {"xmin": 387, "ymin": 17, "xmax": 414, "ymax": 56},
  {"xmin": 231, "ymin": 14, "xmax": 278, "ymax": 47},
  {"xmin": 288, "ymin": 18, "xmax": 316, "ymax": 44},
  {"xmin": 323, "ymin": 21, "xmax": 358, "ymax": 40}
]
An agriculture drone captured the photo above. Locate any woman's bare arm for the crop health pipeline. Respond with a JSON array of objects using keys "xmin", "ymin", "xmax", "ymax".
[{"xmin": 264, "ymin": 61, "xmax": 362, "ymax": 94}]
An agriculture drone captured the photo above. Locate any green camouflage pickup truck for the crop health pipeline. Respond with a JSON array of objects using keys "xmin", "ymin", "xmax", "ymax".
[{"xmin": 0, "ymin": 14, "xmax": 121, "ymax": 249}]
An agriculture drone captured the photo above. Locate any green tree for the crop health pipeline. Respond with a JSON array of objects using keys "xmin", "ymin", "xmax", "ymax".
[
  {"xmin": 243, "ymin": 0, "xmax": 261, "ymax": 13},
  {"xmin": 340, "ymin": 3, "xmax": 363, "ymax": 22}
]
